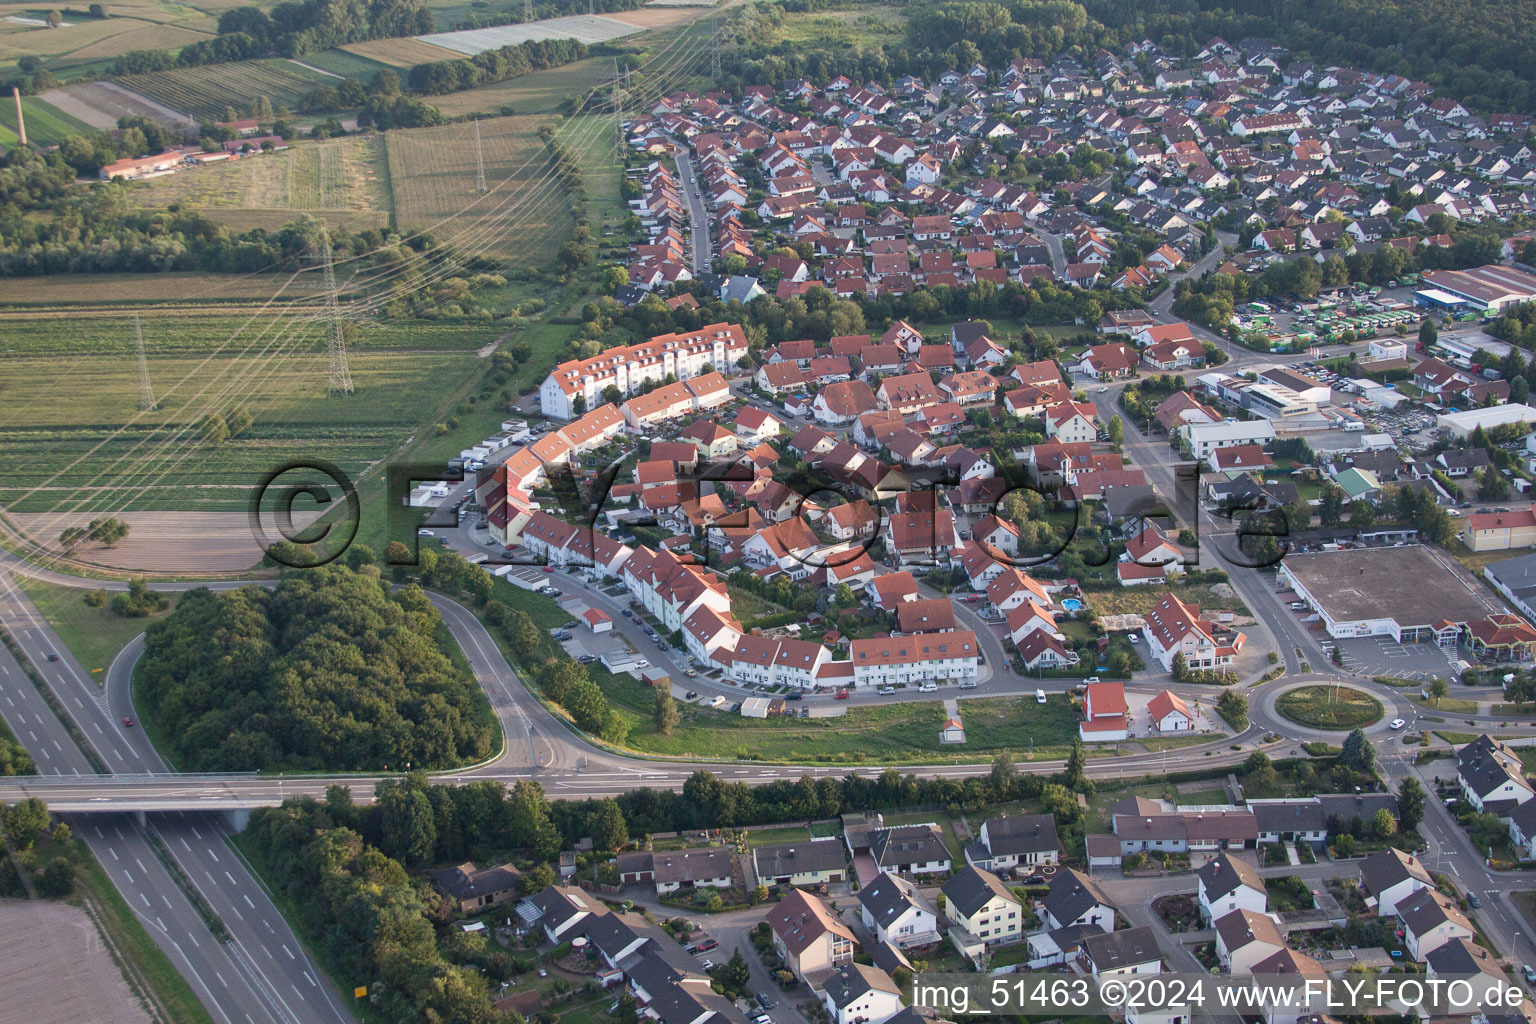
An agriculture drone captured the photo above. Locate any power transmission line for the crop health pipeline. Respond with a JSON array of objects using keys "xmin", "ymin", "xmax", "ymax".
[
  {"xmin": 473, "ymin": 120, "xmax": 487, "ymax": 194},
  {"xmin": 132, "ymin": 313, "xmax": 156, "ymax": 411},
  {"xmin": 316, "ymin": 230, "xmax": 354, "ymax": 396}
]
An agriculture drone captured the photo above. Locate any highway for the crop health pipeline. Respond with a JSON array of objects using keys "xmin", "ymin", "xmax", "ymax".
[{"xmin": 0, "ymin": 571, "xmax": 354, "ymax": 1024}]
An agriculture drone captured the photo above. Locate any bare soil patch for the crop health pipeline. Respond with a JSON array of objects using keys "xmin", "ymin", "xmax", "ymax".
[
  {"xmin": 0, "ymin": 899, "xmax": 153, "ymax": 1024},
  {"xmin": 9, "ymin": 509, "xmax": 322, "ymax": 573}
]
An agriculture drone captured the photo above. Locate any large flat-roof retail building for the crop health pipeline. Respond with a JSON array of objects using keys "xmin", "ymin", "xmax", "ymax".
[
  {"xmin": 1280, "ymin": 546, "xmax": 1497, "ymax": 642},
  {"xmin": 1417, "ymin": 265, "xmax": 1536, "ymax": 315}
]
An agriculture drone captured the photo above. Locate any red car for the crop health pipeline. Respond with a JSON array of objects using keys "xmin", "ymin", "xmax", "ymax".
[
  {"xmin": 834, "ymin": 690, "xmax": 850, "ymax": 700},
  {"xmin": 122, "ymin": 717, "xmax": 134, "ymax": 727}
]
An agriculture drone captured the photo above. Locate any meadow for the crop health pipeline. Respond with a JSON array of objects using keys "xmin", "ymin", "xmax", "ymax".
[
  {"xmin": 382, "ymin": 113, "xmax": 568, "ymax": 256},
  {"xmin": 124, "ymin": 134, "xmax": 391, "ymax": 224},
  {"xmin": 118, "ymin": 58, "xmax": 336, "ymax": 121}
]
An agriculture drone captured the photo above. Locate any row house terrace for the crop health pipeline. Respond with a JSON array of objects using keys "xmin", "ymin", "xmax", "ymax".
[
  {"xmin": 621, "ymin": 545, "xmax": 731, "ymax": 634},
  {"xmin": 539, "ymin": 323, "xmax": 748, "ymax": 419}
]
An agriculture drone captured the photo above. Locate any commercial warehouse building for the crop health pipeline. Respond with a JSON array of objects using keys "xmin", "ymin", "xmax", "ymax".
[
  {"xmin": 1280, "ymin": 546, "xmax": 1495, "ymax": 642},
  {"xmin": 1416, "ymin": 265, "xmax": 1536, "ymax": 315}
]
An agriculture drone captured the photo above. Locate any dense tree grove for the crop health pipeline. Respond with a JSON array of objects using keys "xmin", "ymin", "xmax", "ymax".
[
  {"xmin": 0, "ymin": 156, "xmax": 461, "ymax": 276},
  {"xmin": 727, "ymin": 0, "xmax": 1536, "ymax": 115},
  {"xmin": 244, "ymin": 790, "xmax": 512, "ymax": 1024},
  {"xmin": 113, "ymin": 0, "xmax": 432, "ymax": 69},
  {"xmin": 136, "ymin": 566, "xmax": 498, "ymax": 772},
  {"xmin": 407, "ymin": 37, "xmax": 588, "ymax": 95}
]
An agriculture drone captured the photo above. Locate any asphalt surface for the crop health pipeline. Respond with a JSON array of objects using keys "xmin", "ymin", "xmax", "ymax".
[
  {"xmin": 0, "ymin": 571, "xmax": 353, "ymax": 1024},
  {"xmin": 675, "ymin": 151, "xmax": 712, "ymax": 276}
]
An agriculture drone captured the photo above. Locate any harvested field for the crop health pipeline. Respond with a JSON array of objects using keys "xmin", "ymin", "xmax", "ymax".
[
  {"xmin": 415, "ymin": 13, "xmax": 642, "ymax": 55},
  {"xmin": 0, "ymin": 273, "xmax": 326, "ymax": 305},
  {"xmin": 610, "ymin": 5, "xmax": 715, "ymax": 25},
  {"xmin": 119, "ymin": 58, "xmax": 334, "ymax": 122},
  {"xmin": 40, "ymin": 80, "xmax": 195, "ymax": 129},
  {"xmin": 340, "ymin": 35, "xmax": 468, "ymax": 66},
  {"xmin": 64, "ymin": 21, "xmax": 212, "ymax": 60},
  {"xmin": 9, "ymin": 509, "xmax": 323, "ymax": 572},
  {"xmin": 0, "ymin": 900, "xmax": 152, "ymax": 1024}
]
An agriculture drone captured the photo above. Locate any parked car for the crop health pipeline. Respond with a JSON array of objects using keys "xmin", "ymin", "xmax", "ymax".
[
  {"xmin": 959, "ymin": 680, "xmax": 978, "ymax": 689},
  {"xmin": 685, "ymin": 691, "xmax": 700, "ymax": 700},
  {"xmin": 1127, "ymin": 635, "xmax": 1139, "ymax": 644},
  {"xmin": 785, "ymin": 692, "xmax": 802, "ymax": 701},
  {"xmin": 1084, "ymin": 676, "xmax": 1101, "ymax": 684},
  {"xmin": 834, "ymin": 690, "xmax": 850, "ymax": 700},
  {"xmin": 918, "ymin": 683, "xmax": 937, "ymax": 693},
  {"xmin": 1468, "ymin": 892, "xmax": 1482, "ymax": 908},
  {"xmin": 878, "ymin": 686, "xmax": 896, "ymax": 695},
  {"xmin": 1523, "ymin": 965, "xmax": 1535, "ymax": 985},
  {"xmin": 621, "ymin": 608, "xmax": 633, "ymax": 617},
  {"xmin": 1035, "ymin": 689, "xmax": 1047, "ymax": 704},
  {"xmin": 757, "ymin": 994, "xmax": 775, "ymax": 1010}
]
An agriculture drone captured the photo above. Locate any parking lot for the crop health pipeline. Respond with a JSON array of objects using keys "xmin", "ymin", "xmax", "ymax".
[{"xmin": 1325, "ymin": 635, "xmax": 1463, "ymax": 681}]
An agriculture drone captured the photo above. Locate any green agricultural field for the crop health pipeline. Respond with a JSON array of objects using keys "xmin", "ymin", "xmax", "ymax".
[
  {"xmin": 0, "ymin": 95, "xmax": 95, "ymax": 147},
  {"xmin": 118, "ymin": 58, "xmax": 338, "ymax": 121},
  {"xmin": 299, "ymin": 47, "xmax": 393, "ymax": 78},
  {"xmin": 0, "ymin": 311, "xmax": 496, "ymax": 514}
]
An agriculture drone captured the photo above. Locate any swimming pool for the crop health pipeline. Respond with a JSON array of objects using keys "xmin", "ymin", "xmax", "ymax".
[{"xmin": 1061, "ymin": 597, "xmax": 1083, "ymax": 611}]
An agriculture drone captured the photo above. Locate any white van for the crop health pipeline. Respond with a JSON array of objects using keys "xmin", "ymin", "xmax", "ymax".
[
  {"xmin": 918, "ymin": 682, "xmax": 937, "ymax": 693},
  {"xmin": 1035, "ymin": 689, "xmax": 1047, "ymax": 704},
  {"xmin": 959, "ymin": 679, "xmax": 978, "ymax": 689}
]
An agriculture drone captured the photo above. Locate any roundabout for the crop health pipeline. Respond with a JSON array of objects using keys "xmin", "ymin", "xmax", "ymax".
[{"xmin": 1275, "ymin": 682, "xmax": 1385, "ymax": 731}]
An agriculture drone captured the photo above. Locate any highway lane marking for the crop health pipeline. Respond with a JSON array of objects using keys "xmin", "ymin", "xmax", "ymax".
[
  {"xmin": 244, "ymin": 894, "xmax": 255, "ymax": 909},
  {"xmin": 225, "ymin": 871, "xmax": 236, "ymax": 885},
  {"xmin": 209, "ymin": 848, "xmax": 219, "ymax": 862},
  {"xmin": 93, "ymin": 722, "xmax": 101, "ymax": 733},
  {"xmin": 136, "ymin": 858, "xmax": 146, "ymax": 872},
  {"xmin": 109, "ymin": 847, "xmax": 118, "ymax": 859},
  {"xmin": 304, "ymin": 972, "xmax": 317, "ymax": 987},
  {"xmin": 140, "ymin": 893, "xmax": 149, "ymax": 908},
  {"xmin": 283, "ymin": 944, "xmax": 294, "ymax": 959},
  {"xmin": 37, "ymin": 747, "xmax": 48, "ymax": 760},
  {"xmin": 216, "ymin": 972, "xmax": 228, "ymax": 988},
  {"xmin": 157, "ymin": 916, "xmax": 164, "ymax": 931},
  {"xmin": 181, "ymin": 837, "xmax": 191, "ymax": 852},
  {"xmin": 191, "ymin": 826, "xmax": 202, "ymax": 839},
  {"xmin": 27, "ymin": 730, "xmax": 35, "ymax": 741}
]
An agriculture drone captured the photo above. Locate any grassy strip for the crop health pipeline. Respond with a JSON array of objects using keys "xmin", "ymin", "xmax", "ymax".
[
  {"xmin": 74, "ymin": 848, "xmax": 219, "ymax": 1024},
  {"xmin": 13, "ymin": 574, "xmax": 170, "ymax": 681},
  {"xmin": 0, "ymin": 625, "xmax": 108, "ymax": 773},
  {"xmin": 141, "ymin": 828, "xmax": 230, "ymax": 942},
  {"xmin": 1411, "ymin": 695, "xmax": 1478, "ymax": 714}
]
